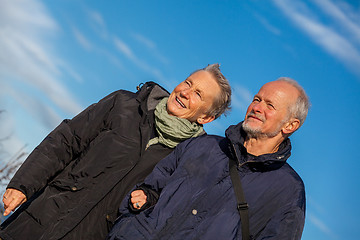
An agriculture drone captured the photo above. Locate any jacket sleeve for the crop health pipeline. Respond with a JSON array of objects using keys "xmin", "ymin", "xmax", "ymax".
[
  {"xmin": 141, "ymin": 138, "xmax": 187, "ymax": 192},
  {"xmin": 120, "ymin": 138, "xmax": 190, "ymax": 214},
  {"xmin": 7, "ymin": 91, "xmax": 121, "ymax": 199},
  {"xmin": 128, "ymin": 183, "xmax": 160, "ymax": 212},
  {"xmin": 254, "ymin": 202, "xmax": 305, "ymax": 240}
]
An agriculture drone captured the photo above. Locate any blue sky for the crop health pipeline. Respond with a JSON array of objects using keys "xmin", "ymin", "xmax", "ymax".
[{"xmin": 1, "ymin": 0, "xmax": 360, "ymax": 239}]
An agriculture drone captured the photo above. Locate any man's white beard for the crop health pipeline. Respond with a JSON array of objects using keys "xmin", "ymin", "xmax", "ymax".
[{"xmin": 242, "ymin": 121, "xmax": 282, "ymax": 138}]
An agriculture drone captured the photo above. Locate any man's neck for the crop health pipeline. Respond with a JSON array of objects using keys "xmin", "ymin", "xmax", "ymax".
[{"xmin": 243, "ymin": 135, "xmax": 284, "ymax": 156}]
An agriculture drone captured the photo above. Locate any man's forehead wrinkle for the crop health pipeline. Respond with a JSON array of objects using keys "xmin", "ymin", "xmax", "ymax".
[{"xmin": 256, "ymin": 88, "xmax": 291, "ymax": 109}]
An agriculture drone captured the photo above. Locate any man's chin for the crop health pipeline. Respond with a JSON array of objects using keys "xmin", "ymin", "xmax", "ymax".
[
  {"xmin": 243, "ymin": 125, "xmax": 280, "ymax": 139},
  {"xmin": 243, "ymin": 121, "xmax": 260, "ymax": 130},
  {"xmin": 242, "ymin": 123, "xmax": 261, "ymax": 137}
]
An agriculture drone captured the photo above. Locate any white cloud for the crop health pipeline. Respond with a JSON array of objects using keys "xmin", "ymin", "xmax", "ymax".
[
  {"xmin": 253, "ymin": 13, "xmax": 282, "ymax": 36},
  {"xmin": 131, "ymin": 33, "xmax": 170, "ymax": 65},
  {"xmin": 87, "ymin": 9, "xmax": 108, "ymax": 40},
  {"xmin": 72, "ymin": 27, "xmax": 93, "ymax": 51},
  {"xmin": 306, "ymin": 195, "xmax": 340, "ymax": 239},
  {"xmin": 70, "ymin": 24, "xmax": 125, "ymax": 71},
  {"xmin": 88, "ymin": 10, "xmax": 105, "ymax": 28},
  {"xmin": 272, "ymin": 0, "xmax": 360, "ymax": 77},
  {"xmin": 69, "ymin": 7, "xmax": 173, "ymax": 88},
  {"xmin": 113, "ymin": 37, "xmax": 137, "ymax": 60},
  {"xmin": 132, "ymin": 33, "xmax": 156, "ymax": 49},
  {"xmin": 113, "ymin": 36, "xmax": 167, "ymax": 83},
  {"xmin": 0, "ymin": 0, "xmax": 86, "ymax": 167},
  {"xmin": 0, "ymin": 0, "xmax": 56, "ymax": 32},
  {"xmin": 313, "ymin": 0, "xmax": 360, "ymax": 42},
  {"xmin": 307, "ymin": 213, "xmax": 339, "ymax": 239},
  {"xmin": 4, "ymin": 85, "xmax": 63, "ymax": 129},
  {"xmin": 78, "ymin": 9, "xmax": 170, "ymax": 85},
  {"xmin": 57, "ymin": 59, "xmax": 84, "ymax": 84},
  {"xmin": 0, "ymin": 0, "xmax": 83, "ymax": 119}
]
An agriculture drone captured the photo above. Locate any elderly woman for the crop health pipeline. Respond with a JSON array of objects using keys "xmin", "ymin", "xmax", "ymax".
[{"xmin": 0, "ymin": 64, "xmax": 231, "ymax": 240}]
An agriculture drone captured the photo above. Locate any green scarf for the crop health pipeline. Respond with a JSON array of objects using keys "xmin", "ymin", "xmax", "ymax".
[{"xmin": 146, "ymin": 97, "xmax": 204, "ymax": 149}]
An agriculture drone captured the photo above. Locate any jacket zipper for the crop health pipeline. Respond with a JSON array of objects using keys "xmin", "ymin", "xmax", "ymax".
[{"xmin": 231, "ymin": 143, "xmax": 256, "ymax": 168}]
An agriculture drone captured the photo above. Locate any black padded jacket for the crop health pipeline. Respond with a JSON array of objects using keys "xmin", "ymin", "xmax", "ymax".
[{"xmin": 0, "ymin": 82, "xmax": 175, "ymax": 240}]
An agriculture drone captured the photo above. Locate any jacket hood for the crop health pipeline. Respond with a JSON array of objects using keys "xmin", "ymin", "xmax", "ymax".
[
  {"xmin": 136, "ymin": 81, "xmax": 170, "ymax": 112},
  {"xmin": 225, "ymin": 121, "xmax": 292, "ymax": 172}
]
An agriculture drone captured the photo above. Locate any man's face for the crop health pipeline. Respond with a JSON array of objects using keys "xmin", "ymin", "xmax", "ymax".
[
  {"xmin": 243, "ymin": 81, "xmax": 299, "ymax": 138},
  {"xmin": 167, "ymin": 70, "xmax": 220, "ymax": 124}
]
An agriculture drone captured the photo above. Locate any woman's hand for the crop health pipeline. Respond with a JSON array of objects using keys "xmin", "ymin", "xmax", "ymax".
[
  {"xmin": 130, "ymin": 190, "xmax": 147, "ymax": 209},
  {"xmin": 2, "ymin": 188, "xmax": 27, "ymax": 216}
]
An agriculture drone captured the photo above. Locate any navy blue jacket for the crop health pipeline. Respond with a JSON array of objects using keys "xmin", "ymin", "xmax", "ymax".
[{"xmin": 108, "ymin": 122, "xmax": 305, "ymax": 240}]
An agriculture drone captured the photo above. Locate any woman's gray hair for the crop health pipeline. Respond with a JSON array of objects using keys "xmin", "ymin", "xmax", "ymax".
[
  {"xmin": 276, "ymin": 77, "xmax": 310, "ymax": 128},
  {"xmin": 194, "ymin": 63, "xmax": 232, "ymax": 119}
]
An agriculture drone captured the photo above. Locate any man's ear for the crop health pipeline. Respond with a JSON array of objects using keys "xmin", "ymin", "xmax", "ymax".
[
  {"xmin": 282, "ymin": 118, "xmax": 300, "ymax": 134},
  {"xmin": 197, "ymin": 115, "xmax": 215, "ymax": 125}
]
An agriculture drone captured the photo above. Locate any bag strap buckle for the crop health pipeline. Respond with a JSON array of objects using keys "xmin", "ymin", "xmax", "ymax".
[{"xmin": 237, "ymin": 202, "xmax": 249, "ymax": 211}]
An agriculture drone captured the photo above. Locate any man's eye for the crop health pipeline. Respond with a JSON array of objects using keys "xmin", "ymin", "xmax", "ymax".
[
  {"xmin": 185, "ymin": 80, "xmax": 191, "ymax": 86},
  {"xmin": 196, "ymin": 91, "xmax": 201, "ymax": 98},
  {"xmin": 253, "ymin": 98, "xmax": 260, "ymax": 102}
]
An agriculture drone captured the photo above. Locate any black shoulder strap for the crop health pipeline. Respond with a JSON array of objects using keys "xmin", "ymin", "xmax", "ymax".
[{"xmin": 229, "ymin": 157, "xmax": 250, "ymax": 240}]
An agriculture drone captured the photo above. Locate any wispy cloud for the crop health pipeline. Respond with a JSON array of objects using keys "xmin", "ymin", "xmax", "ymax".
[
  {"xmin": 113, "ymin": 36, "xmax": 167, "ymax": 83},
  {"xmin": 80, "ymin": 8, "xmax": 170, "ymax": 85},
  {"xmin": 5, "ymin": 85, "xmax": 63, "ymax": 129},
  {"xmin": 131, "ymin": 33, "xmax": 170, "ymax": 65},
  {"xmin": 72, "ymin": 27, "xmax": 93, "ymax": 51},
  {"xmin": 71, "ymin": 10, "xmax": 129, "ymax": 71},
  {"xmin": 74, "ymin": 10, "xmax": 169, "ymax": 82},
  {"xmin": 57, "ymin": 59, "xmax": 84, "ymax": 84},
  {"xmin": 0, "ymin": 0, "xmax": 83, "ymax": 127},
  {"xmin": 307, "ymin": 212, "xmax": 339, "ymax": 239},
  {"xmin": 306, "ymin": 195, "xmax": 340, "ymax": 239},
  {"xmin": 71, "ymin": 25, "xmax": 125, "ymax": 71},
  {"xmin": 113, "ymin": 37, "xmax": 136, "ymax": 60},
  {"xmin": 313, "ymin": 0, "xmax": 360, "ymax": 42},
  {"xmin": 272, "ymin": 0, "xmax": 360, "ymax": 78},
  {"xmin": 132, "ymin": 33, "xmax": 156, "ymax": 49},
  {"xmin": 253, "ymin": 13, "xmax": 282, "ymax": 36},
  {"xmin": 87, "ymin": 9, "xmax": 108, "ymax": 40}
]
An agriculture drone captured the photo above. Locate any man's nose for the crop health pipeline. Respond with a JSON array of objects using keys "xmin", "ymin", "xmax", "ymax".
[{"xmin": 252, "ymin": 101, "xmax": 264, "ymax": 113}]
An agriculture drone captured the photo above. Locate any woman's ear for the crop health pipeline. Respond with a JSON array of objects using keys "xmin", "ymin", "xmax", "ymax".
[
  {"xmin": 197, "ymin": 115, "xmax": 215, "ymax": 125},
  {"xmin": 282, "ymin": 118, "xmax": 300, "ymax": 134}
]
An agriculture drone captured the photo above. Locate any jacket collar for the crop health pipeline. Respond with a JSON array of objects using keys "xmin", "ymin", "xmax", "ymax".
[
  {"xmin": 136, "ymin": 82, "xmax": 170, "ymax": 155},
  {"xmin": 225, "ymin": 121, "xmax": 292, "ymax": 172},
  {"xmin": 136, "ymin": 81, "xmax": 170, "ymax": 113}
]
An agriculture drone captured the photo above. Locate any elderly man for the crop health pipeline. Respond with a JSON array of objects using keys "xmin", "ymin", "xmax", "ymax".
[
  {"xmin": 0, "ymin": 64, "xmax": 231, "ymax": 240},
  {"xmin": 107, "ymin": 78, "xmax": 310, "ymax": 240}
]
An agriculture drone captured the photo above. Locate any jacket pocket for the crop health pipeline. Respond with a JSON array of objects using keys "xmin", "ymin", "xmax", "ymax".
[
  {"xmin": 105, "ymin": 210, "xmax": 118, "ymax": 232},
  {"xmin": 49, "ymin": 178, "xmax": 85, "ymax": 192}
]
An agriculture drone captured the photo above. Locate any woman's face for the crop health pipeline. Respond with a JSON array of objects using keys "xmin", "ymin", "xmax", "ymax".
[{"xmin": 167, "ymin": 70, "xmax": 220, "ymax": 124}]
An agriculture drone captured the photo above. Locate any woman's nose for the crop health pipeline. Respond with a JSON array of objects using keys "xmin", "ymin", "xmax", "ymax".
[{"xmin": 180, "ymin": 88, "xmax": 190, "ymax": 99}]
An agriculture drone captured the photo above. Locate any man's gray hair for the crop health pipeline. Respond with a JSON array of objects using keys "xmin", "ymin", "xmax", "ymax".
[
  {"xmin": 276, "ymin": 77, "xmax": 310, "ymax": 128},
  {"xmin": 194, "ymin": 63, "xmax": 232, "ymax": 119}
]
